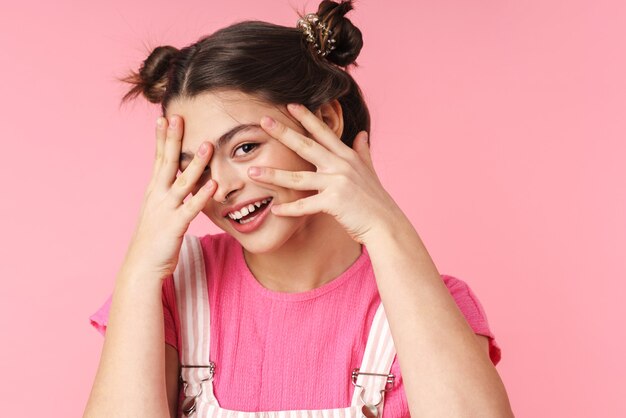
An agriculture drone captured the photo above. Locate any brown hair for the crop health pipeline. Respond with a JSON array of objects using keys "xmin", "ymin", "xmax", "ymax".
[{"xmin": 119, "ymin": 0, "xmax": 369, "ymax": 148}]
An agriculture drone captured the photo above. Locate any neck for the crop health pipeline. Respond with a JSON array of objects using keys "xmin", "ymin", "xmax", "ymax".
[{"xmin": 242, "ymin": 214, "xmax": 362, "ymax": 293}]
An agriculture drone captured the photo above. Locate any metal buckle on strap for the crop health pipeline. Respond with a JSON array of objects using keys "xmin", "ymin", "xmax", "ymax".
[
  {"xmin": 351, "ymin": 368, "xmax": 396, "ymax": 418},
  {"xmin": 179, "ymin": 361, "xmax": 216, "ymax": 417},
  {"xmin": 351, "ymin": 367, "xmax": 395, "ymax": 391},
  {"xmin": 180, "ymin": 361, "xmax": 216, "ymax": 380}
]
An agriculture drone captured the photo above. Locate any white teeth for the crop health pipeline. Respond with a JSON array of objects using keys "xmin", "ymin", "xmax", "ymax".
[{"xmin": 228, "ymin": 197, "xmax": 272, "ymax": 220}]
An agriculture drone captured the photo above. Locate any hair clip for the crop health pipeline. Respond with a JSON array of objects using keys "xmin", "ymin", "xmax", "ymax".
[{"xmin": 296, "ymin": 13, "xmax": 337, "ymax": 57}]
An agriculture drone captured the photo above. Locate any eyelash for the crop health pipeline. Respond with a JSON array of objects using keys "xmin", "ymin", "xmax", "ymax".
[
  {"xmin": 200, "ymin": 142, "xmax": 259, "ymax": 173},
  {"xmin": 233, "ymin": 142, "xmax": 259, "ymax": 157}
]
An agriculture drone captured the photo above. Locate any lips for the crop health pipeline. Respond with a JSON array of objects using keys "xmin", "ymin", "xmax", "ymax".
[
  {"xmin": 228, "ymin": 198, "xmax": 273, "ymax": 222},
  {"xmin": 227, "ymin": 197, "xmax": 274, "ymax": 233}
]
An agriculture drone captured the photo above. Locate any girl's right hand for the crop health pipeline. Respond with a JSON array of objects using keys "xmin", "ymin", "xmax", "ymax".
[{"xmin": 120, "ymin": 114, "xmax": 216, "ymax": 281}]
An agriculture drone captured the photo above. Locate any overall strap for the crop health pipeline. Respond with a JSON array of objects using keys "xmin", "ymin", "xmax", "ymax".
[
  {"xmin": 351, "ymin": 301, "xmax": 397, "ymax": 413},
  {"xmin": 172, "ymin": 234, "xmax": 217, "ymax": 407}
]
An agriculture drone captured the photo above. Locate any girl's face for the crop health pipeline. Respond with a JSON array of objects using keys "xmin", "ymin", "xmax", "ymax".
[{"xmin": 166, "ymin": 90, "xmax": 323, "ymax": 254}]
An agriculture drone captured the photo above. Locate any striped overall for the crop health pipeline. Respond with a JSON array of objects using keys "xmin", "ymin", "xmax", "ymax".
[{"xmin": 173, "ymin": 235, "xmax": 398, "ymax": 418}]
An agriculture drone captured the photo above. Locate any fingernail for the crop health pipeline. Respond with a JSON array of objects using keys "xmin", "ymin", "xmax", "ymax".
[
  {"xmin": 203, "ymin": 179, "xmax": 215, "ymax": 189},
  {"xmin": 169, "ymin": 116, "xmax": 178, "ymax": 128},
  {"xmin": 261, "ymin": 116, "xmax": 276, "ymax": 129},
  {"xmin": 287, "ymin": 103, "xmax": 300, "ymax": 112},
  {"xmin": 156, "ymin": 117, "xmax": 165, "ymax": 128},
  {"xmin": 248, "ymin": 166, "xmax": 262, "ymax": 177},
  {"xmin": 363, "ymin": 132, "xmax": 369, "ymax": 143},
  {"xmin": 198, "ymin": 142, "xmax": 208, "ymax": 156}
]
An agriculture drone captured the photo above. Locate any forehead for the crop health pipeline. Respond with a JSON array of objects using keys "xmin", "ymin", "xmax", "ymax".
[
  {"xmin": 166, "ymin": 90, "xmax": 281, "ymax": 146},
  {"xmin": 167, "ymin": 90, "xmax": 277, "ymax": 117}
]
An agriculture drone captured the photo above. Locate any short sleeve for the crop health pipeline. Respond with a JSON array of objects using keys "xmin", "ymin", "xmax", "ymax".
[
  {"xmin": 161, "ymin": 275, "xmax": 179, "ymax": 350},
  {"xmin": 88, "ymin": 276, "xmax": 179, "ymax": 351},
  {"xmin": 442, "ymin": 274, "xmax": 502, "ymax": 365},
  {"xmin": 89, "ymin": 294, "xmax": 112, "ymax": 337}
]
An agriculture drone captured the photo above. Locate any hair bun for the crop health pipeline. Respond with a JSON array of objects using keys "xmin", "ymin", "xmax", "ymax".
[
  {"xmin": 120, "ymin": 45, "xmax": 179, "ymax": 104},
  {"xmin": 316, "ymin": 0, "xmax": 363, "ymax": 67}
]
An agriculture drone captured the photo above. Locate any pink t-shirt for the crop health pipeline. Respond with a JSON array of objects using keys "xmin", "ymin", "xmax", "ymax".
[{"xmin": 90, "ymin": 233, "xmax": 501, "ymax": 416}]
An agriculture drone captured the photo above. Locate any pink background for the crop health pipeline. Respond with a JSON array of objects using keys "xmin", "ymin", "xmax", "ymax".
[{"xmin": 1, "ymin": 1, "xmax": 624, "ymax": 416}]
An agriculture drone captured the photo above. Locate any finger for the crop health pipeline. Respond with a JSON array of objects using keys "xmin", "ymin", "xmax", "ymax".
[
  {"xmin": 352, "ymin": 131, "xmax": 375, "ymax": 172},
  {"xmin": 179, "ymin": 179, "xmax": 217, "ymax": 224},
  {"xmin": 148, "ymin": 117, "xmax": 168, "ymax": 191},
  {"xmin": 248, "ymin": 166, "xmax": 331, "ymax": 191},
  {"xmin": 286, "ymin": 103, "xmax": 355, "ymax": 161},
  {"xmin": 260, "ymin": 115, "xmax": 344, "ymax": 171},
  {"xmin": 270, "ymin": 192, "xmax": 327, "ymax": 217},
  {"xmin": 169, "ymin": 140, "xmax": 214, "ymax": 204},
  {"xmin": 153, "ymin": 116, "xmax": 167, "ymax": 171},
  {"xmin": 157, "ymin": 114, "xmax": 184, "ymax": 187}
]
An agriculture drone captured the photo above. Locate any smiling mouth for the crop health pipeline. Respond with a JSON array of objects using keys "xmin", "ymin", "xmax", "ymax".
[{"xmin": 227, "ymin": 197, "xmax": 273, "ymax": 224}]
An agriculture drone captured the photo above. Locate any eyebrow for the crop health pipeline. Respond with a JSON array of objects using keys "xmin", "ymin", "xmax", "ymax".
[{"xmin": 179, "ymin": 123, "xmax": 262, "ymax": 163}]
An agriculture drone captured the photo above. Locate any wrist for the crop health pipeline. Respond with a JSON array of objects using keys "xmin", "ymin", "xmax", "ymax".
[
  {"xmin": 364, "ymin": 205, "xmax": 417, "ymax": 248},
  {"xmin": 363, "ymin": 210, "xmax": 441, "ymax": 282},
  {"xmin": 116, "ymin": 264, "xmax": 169, "ymax": 290}
]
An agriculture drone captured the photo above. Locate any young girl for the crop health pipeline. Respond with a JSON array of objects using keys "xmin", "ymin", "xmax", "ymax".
[{"xmin": 84, "ymin": 1, "xmax": 513, "ymax": 417}]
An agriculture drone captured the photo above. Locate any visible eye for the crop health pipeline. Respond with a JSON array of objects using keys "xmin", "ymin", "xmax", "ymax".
[{"xmin": 233, "ymin": 142, "xmax": 259, "ymax": 157}]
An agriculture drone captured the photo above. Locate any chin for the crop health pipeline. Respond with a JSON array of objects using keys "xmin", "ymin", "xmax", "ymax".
[
  {"xmin": 240, "ymin": 226, "xmax": 294, "ymax": 255},
  {"xmin": 238, "ymin": 238, "xmax": 285, "ymax": 255},
  {"xmin": 230, "ymin": 216, "xmax": 307, "ymax": 255}
]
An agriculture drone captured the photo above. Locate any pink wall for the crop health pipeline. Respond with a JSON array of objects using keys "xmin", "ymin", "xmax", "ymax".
[{"xmin": 1, "ymin": 1, "xmax": 623, "ymax": 416}]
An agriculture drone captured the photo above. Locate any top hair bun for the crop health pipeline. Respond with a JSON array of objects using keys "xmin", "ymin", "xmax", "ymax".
[
  {"xmin": 315, "ymin": 0, "xmax": 364, "ymax": 67},
  {"xmin": 120, "ymin": 45, "xmax": 179, "ymax": 104}
]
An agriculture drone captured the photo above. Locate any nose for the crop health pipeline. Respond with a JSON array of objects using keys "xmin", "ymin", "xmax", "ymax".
[{"xmin": 209, "ymin": 158, "xmax": 245, "ymax": 204}]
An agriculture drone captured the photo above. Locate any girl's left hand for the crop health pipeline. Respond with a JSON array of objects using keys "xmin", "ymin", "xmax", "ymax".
[{"xmin": 248, "ymin": 103, "xmax": 406, "ymax": 246}]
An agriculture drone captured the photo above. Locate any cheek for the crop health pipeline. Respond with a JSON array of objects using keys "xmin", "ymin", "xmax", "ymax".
[
  {"xmin": 265, "ymin": 146, "xmax": 315, "ymax": 172},
  {"xmin": 201, "ymin": 202, "xmax": 222, "ymax": 223},
  {"xmin": 201, "ymin": 207, "xmax": 215, "ymax": 220}
]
